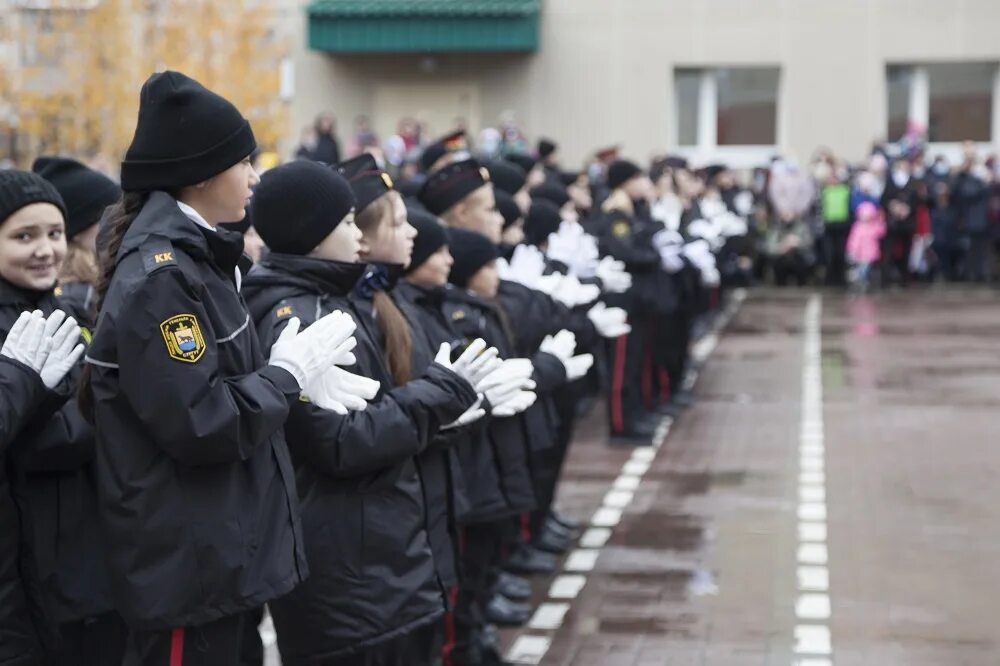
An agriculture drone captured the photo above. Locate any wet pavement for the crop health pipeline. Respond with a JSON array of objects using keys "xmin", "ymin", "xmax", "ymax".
[{"xmin": 500, "ymin": 287, "xmax": 1000, "ymax": 665}]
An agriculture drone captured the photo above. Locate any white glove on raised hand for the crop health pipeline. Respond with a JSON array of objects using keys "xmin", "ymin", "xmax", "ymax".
[
  {"xmin": 435, "ymin": 339, "xmax": 501, "ymax": 388},
  {"xmin": 477, "ymin": 357, "xmax": 535, "ymax": 408},
  {"xmin": 507, "ymin": 244, "xmax": 547, "ymax": 288},
  {"xmin": 659, "ymin": 244, "xmax": 685, "ymax": 273},
  {"xmin": 552, "ymin": 275, "xmax": 600, "ymax": 308},
  {"xmin": 539, "ymin": 329, "xmax": 576, "ymax": 362},
  {"xmin": 441, "ymin": 394, "xmax": 487, "ymax": 431},
  {"xmin": 564, "ymin": 353, "xmax": 594, "ymax": 381},
  {"xmin": 269, "ymin": 311, "xmax": 358, "ymax": 390},
  {"xmin": 652, "ymin": 228, "xmax": 684, "ymax": 250},
  {"xmin": 534, "ymin": 273, "xmax": 564, "ymax": 297},
  {"xmin": 1, "ymin": 310, "xmax": 49, "ymax": 372},
  {"xmin": 491, "ymin": 389, "xmax": 537, "ymax": 417},
  {"xmin": 587, "ymin": 302, "xmax": 632, "ymax": 338},
  {"xmin": 39, "ymin": 313, "xmax": 84, "ymax": 389},
  {"xmin": 305, "ymin": 365, "xmax": 380, "ymax": 415},
  {"xmin": 595, "ymin": 256, "xmax": 632, "ymax": 294}
]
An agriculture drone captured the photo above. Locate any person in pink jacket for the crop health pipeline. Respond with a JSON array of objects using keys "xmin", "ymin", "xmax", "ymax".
[{"xmin": 846, "ymin": 201, "xmax": 886, "ymax": 291}]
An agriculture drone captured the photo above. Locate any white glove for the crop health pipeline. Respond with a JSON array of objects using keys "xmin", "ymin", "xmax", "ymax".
[
  {"xmin": 652, "ymin": 228, "xmax": 684, "ymax": 250},
  {"xmin": 539, "ymin": 329, "xmax": 576, "ymax": 362},
  {"xmin": 1, "ymin": 310, "xmax": 49, "ymax": 372},
  {"xmin": 441, "ymin": 394, "xmax": 487, "ymax": 431},
  {"xmin": 507, "ymin": 244, "xmax": 547, "ymax": 288},
  {"xmin": 491, "ymin": 389, "xmax": 537, "ymax": 417},
  {"xmin": 701, "ymin": 266, "xmax": 721, "ymax": 288},
  {"xmin": 595, "ymin": 256, "xmax": 632, "ymax": 294},
  {"xmin": 552, "ymin": 275, "xmax": 600, "ymax": 308},
  {"xmin": 38, "ymin": 313, "xmax": 84, "ymax": 389},
  {"xmin": 305, "ymin": 365, "xmax": 380, "ymax": 415},
  {"xmin": 587, "ymin": 302, "xmax": 632, "ymax": 338},
  {"xmin": 534, "ymin": 273, "xmax": 564, "ymax": 296},
  {"xmin": 659, "ymin": 244, "xmax": 685, "ymax": 273},
  {"xmin": 718, "ymin": 212, "xmax": 749, "ymax": 238},
  {"xmin": 477, "ymin": 357, "xmax": 535, "ymax": 407},
  {"xmin": 564, "ymin": 353, "xmax": 594, "ymax": 381},
  {"xmin": 435, "ymin": 339, "xmax": 501, "ymax": 388},
  {"xmin": 269, "ymin": 311, "xmax": 358, "ymax": 390}
]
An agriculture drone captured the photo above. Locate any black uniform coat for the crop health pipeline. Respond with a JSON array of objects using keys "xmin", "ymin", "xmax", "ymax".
[
  {"xmin": 53, "ymin": 282, "xmax": 95, "ymax": 327},
  {"xmin": 0, "ymin": 346, "xmax": 55, "ymax": 665},
  {"xmin": 243, "ymin": 254, "xmax": 476, "ymax": 663},
  {"xmin": 442, "ymin": 289, "xmax": 549, "ymax": 517},
  {"xmin": 84, "ymin": 192, "xmax": 307, "ymax": 630}
]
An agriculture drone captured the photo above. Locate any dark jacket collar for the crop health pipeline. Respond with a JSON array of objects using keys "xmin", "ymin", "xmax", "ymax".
[
  {"xmin": 354, "ymin": 263, "xmax": 405, "ymax": 301},
  {"xmin": 119, "ymin": 191, "xmax": 246, "ymax": 277},
  {"xmin": 247, "ymin": 253, "xmax": 368, "ymax": 297},
  {"xmin": 0, "ymin": 278, "xmax": 51, "ymax": 309}
]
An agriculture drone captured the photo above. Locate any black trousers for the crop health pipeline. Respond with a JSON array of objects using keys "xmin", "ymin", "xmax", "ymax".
[
  {"xmin": 606, "ymin": 322, "xmax": 647, "ymax": 435},
  {"xmin": 450, "ymin": 521, "xmax": 506, "ymax": 665},
  {"xmin": 123, "ymin": 612, "xmax": 247, "ymax": 666},
  {"xmin": 325, "ymin": 622, "xmax": 441, "ymax": 666},
  {"xmin": 49, "ymin": 612, "xmax": 128, "ymax": 666}
]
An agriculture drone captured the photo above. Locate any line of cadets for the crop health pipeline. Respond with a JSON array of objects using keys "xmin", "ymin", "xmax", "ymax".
[{"xmin": 0, "ymin": 72, "xmax": 741, "ymax": 666}]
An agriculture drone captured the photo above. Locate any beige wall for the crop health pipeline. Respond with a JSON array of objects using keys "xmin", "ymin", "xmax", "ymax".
[{"xmin": 290, "ymin": 0, "xmax": 1000, "ymax": 168}]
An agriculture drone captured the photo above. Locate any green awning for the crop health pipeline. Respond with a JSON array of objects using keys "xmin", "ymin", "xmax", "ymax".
[{"xmin": 308, "ymin": 0, "xmax": 541, "ymax": 54}]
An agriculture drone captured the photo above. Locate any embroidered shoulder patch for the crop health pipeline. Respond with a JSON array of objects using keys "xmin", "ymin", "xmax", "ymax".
[
  {"xmin": 451, "ymin": 309, "xmax": 466, "ymax": 321},
  {"xmin": 611, "ymin": 220, "xmax": 631, "ymax": 239},
  {"xmin": 160, "ymin": 314, "xmax": 206, "ymax": 363},
  {"xmin": 275, "ymin": 304, "xmax": 295, "ymax": 320},
  {"xmin": 79, "ymin": 326, "xmax": 92, "ymax": 345}
]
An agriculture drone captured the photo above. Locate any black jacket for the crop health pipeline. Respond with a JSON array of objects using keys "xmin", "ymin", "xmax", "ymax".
[
  {"xmin": 0, "ymin": 346, "xmax": 51, "ymax": 665},
  {"xmin": 84, "ymin": 192, "xmax": 307, "ymax": 630},
  {"xmin": 587, "ymin": 209, "xmax": 661, "ymax": 315},
  {"xmin": 243, "ymin": 255, "xmax": 476, "ymax": 663},
  {"xmin": 53, "ymin": 282, "xmax": 95, "ymax": 327},
  {"xmin": 442, "ymin": 289, "xmax": 540, "ymax": 517}
]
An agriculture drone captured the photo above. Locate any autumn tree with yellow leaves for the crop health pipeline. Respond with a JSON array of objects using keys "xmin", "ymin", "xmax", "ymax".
[{"xmin": 2, "ymin": 0, "xmax": 290, "ymax": 168}]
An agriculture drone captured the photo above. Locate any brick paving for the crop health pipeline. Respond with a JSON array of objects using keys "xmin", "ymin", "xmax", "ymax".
[{"xmin": 501, "ymin": 288, "xmax": 1000, "ymax": 665}]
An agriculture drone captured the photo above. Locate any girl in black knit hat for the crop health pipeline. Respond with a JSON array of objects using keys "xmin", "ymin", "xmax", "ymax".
[
  {"xmin": 243, "ymin": 157, "xmax": 509, "ymax": 666},
  {"xmin": 79, "ymin": 71, "xmax": 362, "ymax": 666},
  {"xmin": 0, "ymin": 170, "xmax": 99, "ymax": 665}
]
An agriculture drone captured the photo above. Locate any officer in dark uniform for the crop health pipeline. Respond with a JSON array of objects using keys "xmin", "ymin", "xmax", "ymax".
[{"xmin": 80, "ymin": 71, "xmax": 354, "ymax": 666}]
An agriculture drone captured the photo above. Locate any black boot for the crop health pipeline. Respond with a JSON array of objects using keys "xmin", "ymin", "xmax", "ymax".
[
  {"xmin": 505, "ymin": 545, "xmax": 558, "ymax": 575},
  {"xmin": 484, "ymin": 592, "xmax": 532, "ymax": 626},
  {"xmin": 495, "ymin": 571, "xmax": 532, "ymax": 601}
]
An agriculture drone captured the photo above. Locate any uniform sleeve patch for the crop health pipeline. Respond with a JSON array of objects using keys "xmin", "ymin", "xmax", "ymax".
[
  {"xmin": 141, "ymin": 238, "xmax": 178, "ymax": 274},
  {"xmin": 160, "ymin": 314, "xmax": 206, "ymax": 363},
  {"xmin": 276, "ymin": 304, "xmax": 295, "ymax": 320},
  {"xmin": 79, "ymin": 326, "xmax": 92, "ymax": 345},
  {"xmin": 611, "ymin": 220, "xmax": 631, "ymax": 238},
  {"xmin": 451, "ymin": 309, "xmax": 466, "ymax": 321}
]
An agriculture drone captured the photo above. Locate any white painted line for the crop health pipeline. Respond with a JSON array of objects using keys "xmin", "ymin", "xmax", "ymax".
[
  {"xmin": 796, "ymin": 593, "xmax": 832, "ymax": 620},
  {"xmin": 800, "ymin": 443, "xmax": 825, "ymax": 455},
  {"xmin": 548, "ymin": 574, "xmax": 588, "ymax": 600},
  {"xmin": 797, "ymin": 541, "xmax": 829, "ymax": 567},
  {"xmin": 622, "ymin": 459, "xmax": 651, "ymax": 476},
  {"xmin": 528, "ymin": 602, "xmax": 570, "ymax": 630},
  {"xmin": 797, "ymin": 566, "xmax": 830, "ymax": 592},
  {"xmin": 799, "ymin": 486, "xmax": 826, "ymax": 503},
  {"xmin": 630, "ymin": 447, "xmax": 657, "ymax": 463},
  {"xmin": 799, "ymin": 457, "xmax": 824, "ymax": 472},
  {"xmin": 798, "ymin": 522, "xmax": 827, "ymax": 542},
  {"xmin": 590, "ymin": 507, "xmax": 623, "ymax": 528},
  {"xmin": 795, "ymin": 659, "xmax": 833, "ymax": 666},
  {"xmin": 602, "ymin": 489, "xmax": 634, "ymax": 509},
  {"xmin": 794, "ymin": 625, "xmax": 832, "ymax": 655},
  {"xmin": 797, "ymin": 503, "xmax": 827, "ymax": 521},
  {"xmin": 506, "ymin": 635, "xmax": 551, "ymax": 665},
  {"xmin": 613, "ymin": 475, "xmax": 641, "ymax": 491},
  {"xmin": 564, "ymin": 549, "xmax": 599, "ymax": 572},
  {"xmin": 579, "ymin": 527, "xmax": 612, "ymax": 549},
  {"xmin": 799, "ymin": 471, "xmax": 825, "ymax": 485}
]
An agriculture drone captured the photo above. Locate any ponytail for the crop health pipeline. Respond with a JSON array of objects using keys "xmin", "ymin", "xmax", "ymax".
[
  {"xmin": 77, "ymin": 192, "xmax": 148, "ymax": 423},
  {"xmin": 357, "ymin": 195, "xmax": 413, "ymax": 385}
]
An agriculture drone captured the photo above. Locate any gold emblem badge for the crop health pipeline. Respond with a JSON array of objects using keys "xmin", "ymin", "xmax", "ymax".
[
  {"xmin": 611, "ymin": 221, "xmax": 631, "ymax": 238},
  {"xmin": 381, "ymin": 172, "xmax": 394, "ymax": 189},
  {"xmin": 79, "ymin": 326, "xmax": 92, "ymax": 345},
  {"xmin": 160, "ymin": 314, "xmax": 206, "ymax": 363}
]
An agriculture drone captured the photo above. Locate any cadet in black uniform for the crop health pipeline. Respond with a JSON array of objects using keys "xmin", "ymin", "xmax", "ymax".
[
  {"xmin": 244, "ymin": 159, "xmax": 492, "ymax": 666},
  {"xmin": 32, "ymin": 157, "xmax": 121, "ymax": 325},
  {"xmin": 79, "ymin": 71, "xmax": 356, "ymax": 666},
  {"xmin": 0, "ymin": 171, "xmax": 95, "ymax": 666}
]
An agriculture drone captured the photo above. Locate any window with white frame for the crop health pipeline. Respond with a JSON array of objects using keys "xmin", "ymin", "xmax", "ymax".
[
  {"xmin": 674, "ymin": 67, "xmax": 780, "ymax": 149},
  {"xmin": 885, "ymin": 62, "xmax": 998, "ymax": 143}
]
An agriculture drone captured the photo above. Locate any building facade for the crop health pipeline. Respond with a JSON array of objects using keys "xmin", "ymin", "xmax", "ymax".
[{"xmin": 291, "ymin": 0, "xmax": 1000, "ymax": 168}]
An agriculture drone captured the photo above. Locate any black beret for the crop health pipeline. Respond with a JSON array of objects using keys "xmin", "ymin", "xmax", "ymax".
[
  {"xmin": 505, "ymin": 152, "xmax": 537, "ymax": 174},
  {"xmin": 607, "ymin": 159, "xmax": 643, "ymax": 190},
  {"xmin": 487, "ymin": 159, "xmax": 527, "ymax": 196},
  {"xmin": 336, "ymin": 153, "xmax": 393, "ymax": 214},
  {"xmin": 418, "ymin": 159, "xmax": 491, "ymax": 216},
  {"xmin": 530, "ymin": 183, "xmax": 570, "ymax": 209}
]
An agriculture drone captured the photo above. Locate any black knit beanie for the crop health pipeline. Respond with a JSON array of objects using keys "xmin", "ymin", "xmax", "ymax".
[
  {"xmin": 530, "ymin": 183, "xmax": 570, "ymax": 209},
  {"xmin": 524, "ymin": 199, "xmax": 562, "ymax": 247},
  {"xmin": 607, "ymin": 159, "xmax": 643, "ymax": 190},
  {"xmin": 0, "ymin": 170, "xmax": 67, "ymax": 226},
  {"xmin": 487, "ymin": 159, "xmax": 527, "ymax": 196},
  {"xmin": 447, "ymin": 228, "xmax": 498, "ymax": 288},
  {"xmin": 250, "ymin": 160, "xmax": 355, "ymax": 256},
  {"xmin": 120, "ymin": 71, "xmax": 257, "ymax": 193},
  {"xmin": 406, "ymin": 207, "xmax": 448, "ymax": 274},
  {"xmin": 495, "ymin": 190, "xmax": 522, "ymax": 230},
  {"xmin": 32, "ymin": 156, "xmax": 120, "ymax": 239},
  {"xmin": 505, "ymin": 152, "xmax": 537, "ymax": 174}
]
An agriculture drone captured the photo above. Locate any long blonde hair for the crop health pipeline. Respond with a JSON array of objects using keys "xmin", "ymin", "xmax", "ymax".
[{"xmin": 59, "ymin": 238, "xmax": 99, "ymax": 286}]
